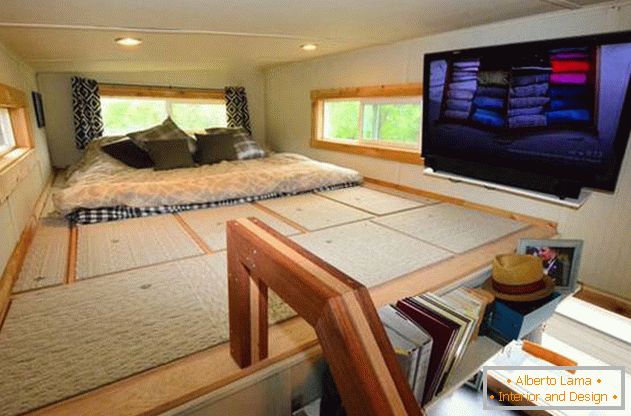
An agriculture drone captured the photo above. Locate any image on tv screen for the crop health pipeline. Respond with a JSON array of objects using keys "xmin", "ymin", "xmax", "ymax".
[{"xmin": 426, "ymin": 41, "xmax": 631, "ymax": 172}]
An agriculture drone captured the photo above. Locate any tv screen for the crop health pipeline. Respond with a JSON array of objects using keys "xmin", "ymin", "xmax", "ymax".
[{"xmin": 422, "ymin": 31, "xmax": 631, "ymax": 199}]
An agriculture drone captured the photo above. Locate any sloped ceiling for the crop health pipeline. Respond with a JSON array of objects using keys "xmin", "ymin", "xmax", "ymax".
[{"xmin": 0, "ymin": 0, "xmax": 616, "ymax": 72}]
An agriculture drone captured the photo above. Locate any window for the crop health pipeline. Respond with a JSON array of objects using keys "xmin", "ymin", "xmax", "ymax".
[
  {"xmin": 0, "ymin": 108, "xmax": 17, "ymax": 156},
  {"xmin": 99, "ymin": 85, "xmax": 227, "ymax": 136},
  {"xmin": 311, "ymin": 84, "xmax": 423, "ymax": 165},
  {"xmin": 322, "ymin": 97, "xmax": 421, "ymax": 148},
  {"xmin": 0, "ymin": 82, "xmax": 35, "ymax": 177}
]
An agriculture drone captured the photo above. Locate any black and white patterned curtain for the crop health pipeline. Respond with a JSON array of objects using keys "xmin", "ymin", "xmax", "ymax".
[
  {"xmin": 224, "ymin": 86, "xmax": 252, "ymax": 135},
  {"xmin": 72, "ymin": 76, "xmax": 104, "ymax": 149}
]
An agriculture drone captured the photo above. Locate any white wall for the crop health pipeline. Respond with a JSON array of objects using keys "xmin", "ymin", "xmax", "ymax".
[
  {"xmin": 0, "ymin": 42, "xmax": 52, "ymax": 273},
  {"xmin": 38, "ymin": 68, "xmax": 266, "ymax": 168},
  {"xmin": 265, "ymin": 4, "xmax": 631, "ymax": 299}
]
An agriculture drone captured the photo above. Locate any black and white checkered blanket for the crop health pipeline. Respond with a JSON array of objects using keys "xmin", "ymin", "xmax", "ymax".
[{"xmin": 66, "ymin": 181, "xmax": 360, "ymax": 224}]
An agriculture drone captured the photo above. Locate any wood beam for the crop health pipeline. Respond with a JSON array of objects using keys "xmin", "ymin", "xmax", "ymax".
[
  {"xmin": 227, "ymin": 217, "xmax": 423, "ymax": 416},
  {"xmin": 99, "ymin": 84, "xmax": 225, "ymax": 101}
]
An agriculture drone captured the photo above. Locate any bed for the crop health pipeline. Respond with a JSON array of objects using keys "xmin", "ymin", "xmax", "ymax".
[{"xmin": 53, "ymin": 137, "xmax": 363, "ymax": 224}]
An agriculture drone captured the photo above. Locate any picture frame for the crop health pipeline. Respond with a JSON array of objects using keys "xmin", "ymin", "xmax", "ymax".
[
  {"xmin": 516, "ymin": 239, "xmax": 583, "ymax": 295},
  {"xmin": 465, "ymin": 371, "xmax": 484, "ymax": 391},
  {"xmin": 31, "ymin": 91, "xmax": 45, "ymax": 128}
]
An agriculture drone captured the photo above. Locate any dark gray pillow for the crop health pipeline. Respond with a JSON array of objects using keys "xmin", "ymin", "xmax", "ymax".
[
  {"xmin": 194, "ymin": 133, "xmax": 238, "ymax": 164},
  {"xmin": 145, "ymin": 139, "xmax": 195, "ymax": 171},
  {"xmin": 101, "ymin": 138, "xmax": 154, "ymax": 169}
]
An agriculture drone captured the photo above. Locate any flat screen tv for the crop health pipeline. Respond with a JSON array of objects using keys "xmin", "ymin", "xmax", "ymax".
[{"xmin": 422, "ymin": 31, "xmax": 631, "ymax": 199}]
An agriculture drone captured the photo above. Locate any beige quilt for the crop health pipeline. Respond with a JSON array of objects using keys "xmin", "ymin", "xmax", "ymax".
[{"xmin": 53, "ymin": 138, "xmax": 362, "ymax": 214}]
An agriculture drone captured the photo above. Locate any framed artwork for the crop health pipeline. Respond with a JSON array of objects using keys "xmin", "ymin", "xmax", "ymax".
[
  {"xmin": 32, "ymin": 91, "xmax": 45, "ymax": 128},
  {"xmin": 517, "ymin": 239, "xmax": 583, "ymax": 295}
]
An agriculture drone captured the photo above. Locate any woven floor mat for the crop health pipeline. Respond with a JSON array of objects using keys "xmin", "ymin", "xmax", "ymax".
[
  {"xmin": 373, "ymin": 203, "xmax": 528, "ymax": 253},
  {"xmin": 0, "ymin": 254, "xmax": 295, "ymax": 416},
  {"xmin": 317, "ymin": 186, "xmax": 431, "ymax": 215},
  {"xmin": 258, "ymin": 193, "xmax": 372, "ymax": 231},
  {"xmin": 76, "ymin": 215, "xmax": 203, "ymax": 279},
  {"xmin": 12, "ymin": 218, "xmax": 69, "ymax": 293},
  {"xmin": 292, "ymin": 221, "xmax": 452, "ymax": 288},
  {"xmin": 178, "ymin": 204, "xmax": 300, "ymax": 251}
]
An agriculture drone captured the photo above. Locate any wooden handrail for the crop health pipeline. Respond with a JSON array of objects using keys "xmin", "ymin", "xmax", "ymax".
[{"xmin": 227, "ymin": 217, "xmax": 423, "ymax": 416}]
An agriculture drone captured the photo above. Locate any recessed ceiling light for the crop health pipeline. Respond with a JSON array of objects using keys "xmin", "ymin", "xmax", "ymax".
[
  {"xmin": 115, "ymin": 37, "xmax": 143, "ymax": 47},
  {"xmin": 300, "ymin": 43, "xmax": 317, "ymax": 51}
]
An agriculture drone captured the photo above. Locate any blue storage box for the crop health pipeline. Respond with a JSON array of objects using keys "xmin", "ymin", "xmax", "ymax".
[{"xmin": 487, "ymin": 292, "xmax": 562, "ymax": 343}]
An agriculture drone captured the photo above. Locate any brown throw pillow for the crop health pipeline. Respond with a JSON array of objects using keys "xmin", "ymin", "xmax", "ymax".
[
  {"xmin": 101, "ymin": 138, "xmax": 154, "ymax": 169},
  {"xmin": 194, "ymin": 133, "xmax": 238, "ymax": 164},
  {"xmin": 128, "ymin": 117, "xmax": 193, "ymax": 151},
  {"xmin": 145, "ymin": 139, "xmax": 195, "ymax": 171}
]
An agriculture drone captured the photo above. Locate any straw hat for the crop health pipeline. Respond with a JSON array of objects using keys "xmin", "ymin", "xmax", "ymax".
[{"xmin": 483, "ymin": 254, "xmax": 555, "ymax": 302}]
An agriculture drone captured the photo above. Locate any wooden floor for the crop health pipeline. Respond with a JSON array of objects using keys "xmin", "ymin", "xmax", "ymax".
[{"xmin": 0, "ymin": 180, "xmax": 557, "ymax": 416}]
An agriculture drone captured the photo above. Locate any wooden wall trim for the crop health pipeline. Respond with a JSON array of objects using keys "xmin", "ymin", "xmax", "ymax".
[
  {"xmin": 575, "ymin": 284, "xmax": 631, "ymax": 319},
  {"xmin": 0, "ymin": 82, "xmax": 28, "ymax": 108},
  {"xmin": 0, "ymin": 149, "xmax": 38, "ymax": 204},
  {"xmin": 310, "ymin": 138, "xmax": 423, "ymax": 165},
  {"xmin": 311, "ymin": 83, "xmax": 422, "ymax": 100},
  {"xmin": 0, "ymin": 82, "xmax": 35, "ymax": 149},
  {"xmin": 0, "ymin": 82, "xmax": 43, "ymax": 323},
  {"xmin": 99, "ymin": 84, "xmax": 225, "ymax": 101},
  {"xmin": 310, "ymin": 83, "xmax": 423, "ymax": 165},
  {"xmin": 363, "ymin": 177, "xmax": 558, "ymax": 230},
  {"xmin": 0, "ymin": 170, "xmax": 54, "ymax": 330}
]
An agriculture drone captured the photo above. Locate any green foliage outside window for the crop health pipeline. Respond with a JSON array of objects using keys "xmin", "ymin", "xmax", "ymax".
[
  {"xmin": 324, "ymin": 101, "xmax": 360, "ymax": 140},
  {"xmin": 171, "ymin": 103, "xmax": 227, "ymax": 132},
  {"xmin": 323, "ymin": 99, "xmax": 420, "ymax": 146},
  {"xmin": 363, "ymin": 103, "xmax": 420, "ymax": 145},
  {"xmin": 102, "ymin": 98, "xmax": 167, "ymax": 136},
  {"xmin": 101, "ymin": 97, "xmax": 227, "ymax": 136}
]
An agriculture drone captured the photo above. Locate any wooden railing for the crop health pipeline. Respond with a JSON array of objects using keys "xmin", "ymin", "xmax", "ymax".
[{"xmin": 227, "ymin": 217, "xmax": 423, "ymax": 416}]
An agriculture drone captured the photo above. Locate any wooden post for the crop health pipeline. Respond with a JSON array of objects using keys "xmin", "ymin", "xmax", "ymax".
[{"xmin": 227, "ymin": 217, "xmax": 423, "ymax": 416}]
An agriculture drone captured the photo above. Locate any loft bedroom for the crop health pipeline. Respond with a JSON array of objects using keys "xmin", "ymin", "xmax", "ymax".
[{"xmin": 0, "ymin": 1, "xmax": 630, "ymax": 415}]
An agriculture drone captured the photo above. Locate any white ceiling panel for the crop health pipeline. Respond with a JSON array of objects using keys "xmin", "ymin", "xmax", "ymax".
[{"xmin": 0, "ymin": 0, "xmax": 615, "ymax": 71}]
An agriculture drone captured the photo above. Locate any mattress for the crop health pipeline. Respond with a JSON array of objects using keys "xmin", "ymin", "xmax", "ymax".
[{"xmin": 53, "ymin": 137, "xmax": 363, "ymax": 220}]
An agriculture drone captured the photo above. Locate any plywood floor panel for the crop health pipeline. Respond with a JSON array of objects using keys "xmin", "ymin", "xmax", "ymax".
[
  {"xmin": 178, "ymin": 204, "xmax": 300, "ymax": 251},
  {"xmin": 317, "ymin": 186, "xmax": 429, "ymax": 215},
  {"xmin": 373, "ymin": 203, "xmax": 528, "ymax": 254},
  {"xmin": 76, "ymin": 215, "xmax": 203, "ymax": 279},
  {"xmin": 291, "ymin": 221, "xmax": 452, "ymax": 288},
  {"xmin": 12, "ymin": 218, "xmax": 69, "ymax": 293},
  {"xmin": 0, "ymin": 254, "xmax": 294, "ymax": 416},
  {"xmin": 257, "ymin": 193, "xmax": 372, "ymax": 231}
]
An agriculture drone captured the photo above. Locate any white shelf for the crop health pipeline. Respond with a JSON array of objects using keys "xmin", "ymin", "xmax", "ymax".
[
  {"xmin": 425, "ymin": 336, "xmax": 504, "ymax": 410},
  {"xmin": 292, "ymin": 399, "xmax": 320, "ymax": 416},
  {"xmin": 423, "ymin": 168, "xmax": 591, "ymax": 209}
]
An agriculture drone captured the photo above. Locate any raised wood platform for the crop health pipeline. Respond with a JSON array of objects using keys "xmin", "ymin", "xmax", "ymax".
[{"xmin": 0, "ymin": 183, "xmax": 556, "ymax": 416}]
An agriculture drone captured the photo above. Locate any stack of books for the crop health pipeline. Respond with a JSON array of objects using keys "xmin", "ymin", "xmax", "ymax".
[
  {"xmin": 379, "ymin": 305, "xmax": 433, "ymax": 404},
  {"xmin": 380, "ymin": 288, "xmax": 493, "ymax": 406}
]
